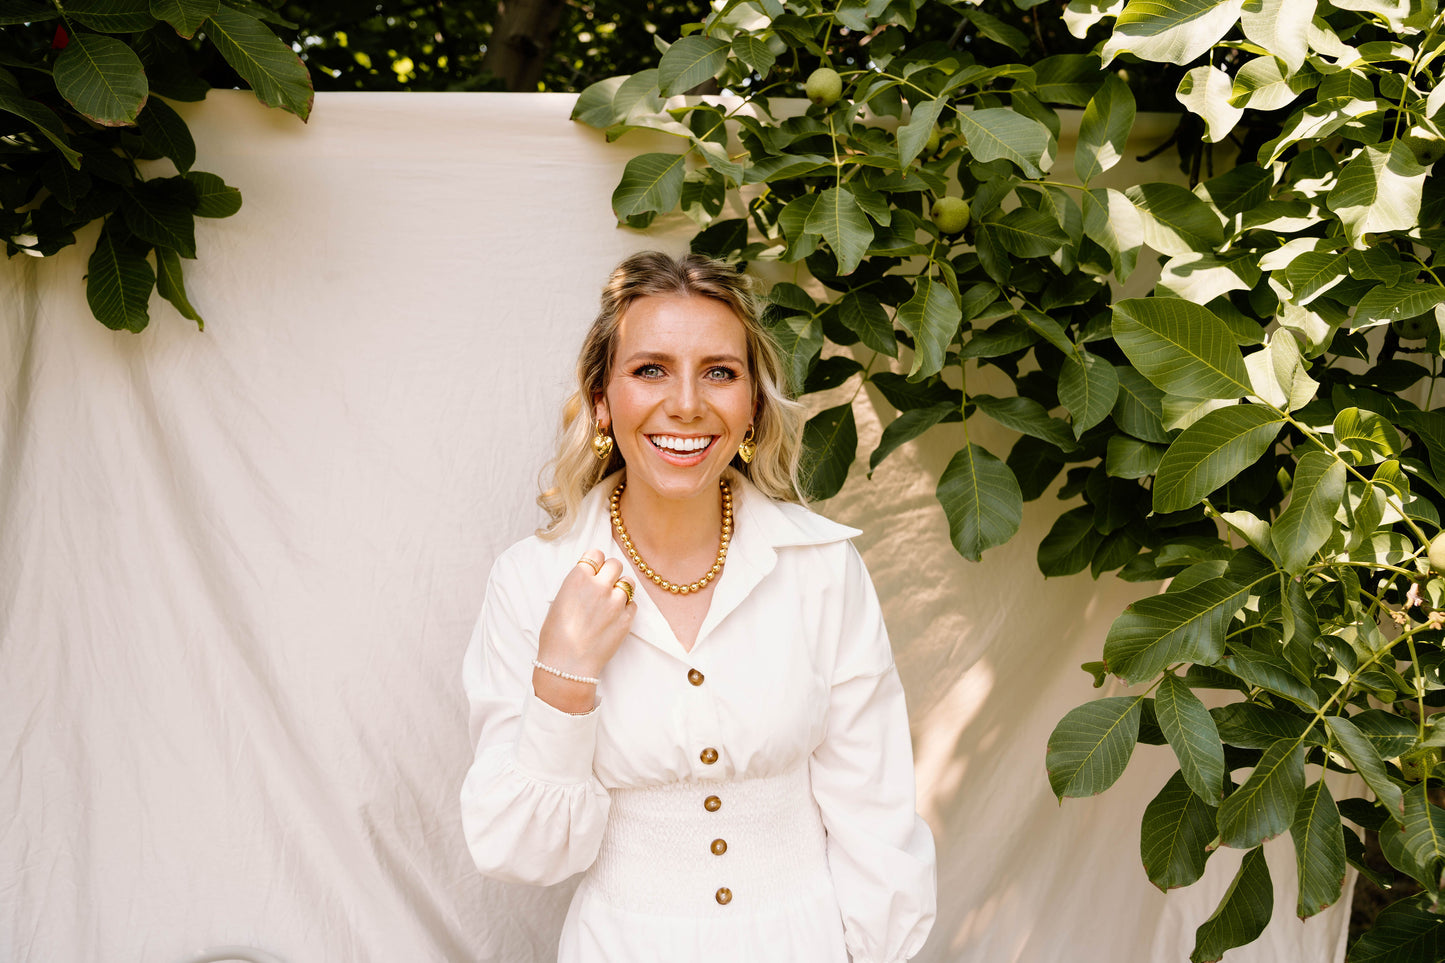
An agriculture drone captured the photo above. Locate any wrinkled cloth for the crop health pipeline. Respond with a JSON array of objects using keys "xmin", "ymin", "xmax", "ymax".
[{"xmin": 460, "ymin": 470, "xmax": 937, "ymax": 962}]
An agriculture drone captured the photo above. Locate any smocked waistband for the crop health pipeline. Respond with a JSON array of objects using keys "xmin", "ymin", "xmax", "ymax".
[{"xmin": 585, "ymin": 767, "xmax": 831, "ymax": 917}]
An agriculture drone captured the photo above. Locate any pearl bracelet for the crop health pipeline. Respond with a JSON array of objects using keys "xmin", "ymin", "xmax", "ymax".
[{"xmin": 533, "ymin": 658, "xmax": 600, "ymax": 686}]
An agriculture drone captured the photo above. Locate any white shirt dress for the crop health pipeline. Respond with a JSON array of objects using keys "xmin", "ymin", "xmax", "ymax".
[{"xmin": 460, "ymin": 471, "xmax": 937, "ymax": 962}]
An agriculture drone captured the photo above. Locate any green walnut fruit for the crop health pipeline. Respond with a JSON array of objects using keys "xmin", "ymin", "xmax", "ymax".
[
  {"xmin": 1429, "ymin": 532, "xmax": 1445, "ymax": 573},
  {"xmin": 924, "ymin": 125, "xmax": 942, "ymax": 155},
  {"xmin": 1394, "ymin": 315, "xmax": 1432, "ymax": 340},
  {"xmin": 931, "ymin": 196, "xmax": 971, "ymax": 234},
  {"xmin": 805, "ymin": 67, "xmax": 843, "ymax": 107},
  {"xmin": 1403, "ymin": 126, "xmax": 1445, "ymax": 167}
]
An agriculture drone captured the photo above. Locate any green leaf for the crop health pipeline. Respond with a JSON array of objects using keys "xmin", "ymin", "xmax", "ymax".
[
  {"xmin": 1112, "ymin": 366, "xmax": 1170, "ymax": 444},
  {"xmin": 1142, "ymin": 769, "xmax": 1217, "ymax": 891},
  {"xmin": 570, "ymin": 75, "xmax": 628, "ymax": 127},
  {"xmin": 1125, "ymin": 182, "xmax": 1225, "ymax": 255},
  {"xmin": 204, "ymin": 6, "xmax": 313, "ymax": 121},
  {"xmin": 1221, "ymin": 648, "xmax": 1319, "ymax": 710},
  {"xmin": 612, "ymin": 152, "xmax": 686, "ymax": 218},
  {"xmin": 657, "ymin": 35, "xmax": 729, "ymax": 96},
  {"xmin": 898, "ymin": 96, "xmax": 946, "ymax": 167},
  {"xmin": 956, "ymin": 108, "xmax": 1053, "ymax": 178},
  {"xmin": 1230, "ymin": 55, "xmax": 1314, "ymax": 110},
  {"xmin": 1112, "ymin": 298, "xmax": 1251, "ymax": 401},
  {"xmin": 86, "ymin": 222, "xmax": 155, "ymax": 332},
  {"xmin": 1401, "ymin": 783, "xmax": 1445, "ymax": 881},
  {"xmin": 1352, "ymin": 283, "xmax": 1445, "ymax": 329},
  {"xmin": 1157, "ymin": 674, "xmax": 1226, "ymax": 804},
  {"xmin": 1045, "ymin": 696, "xmax": 1143, "ymax": 799},
  {"xmin": 1271, "ymin": 450, "xmax": 1346, "ymax": 575},
  {"xmin": 1190, "ymin": 846, "xmax": 1273, "ymax": 963},
  {"xmin": 150, "ymin": 0, "xmax": 219, "ymax": 38},
  {"xmin": 137, "ymin": 96, "xmax": 195, "ymax": 173},
  {"xmin": 1082, "ymin": 187, "xmax": 1142, "ymax": 280},
  {"xmin": 66, "ymin": 0, "xmax": 156, "ymax": 32},
  {"xmin": 1327, "ymin": 143, "xmax": 1427, "ymax": 247},
  {"xmin": 1059, "ymin": 351, "xmax": 1119, "ymax": 438},
  {"xmin": 1153, "ymin": 405, "xmax": 1284, "ymax": 513},
  {"xmin": 804, "ymin": 186, "xmax": 873, "ymax": 277},
  {"xmin": 972, "ymin": 394, "xmax": 1076, "ymax": 451},
  {"xmin": 1218, "ymin": 737, "xmax": 1305, "ymax": 849},
  {"xmin": 1291, "ymin": 779, "xmax": 1347, "ymax": 919},
  {"xmin": 1103, "ymin": 0, "xmax": 1248, "ymax": 67},
  {"xmin": 155, "ymin": 246, "xmax": 202, "ymax": 328},
  {"xmin": 183, "ymin": 171, "xmax": 241, "ymax": 218},
  {"xmin": 1334, "ymin": 407, "xmax": 1401, "ymax": 465},
  {"xmin": 1238, "ymin": 0, "xmax": 1311, "ymax": 73},
  {"xmin": 1103, "ymin": 578, "xmax": 1251, "ymax": 684},
  {"xmin": 0, "ymin": 74, "xmax": 83, "ymax": 167},
  {"xmin": 1175, "ymin": 65, "xmax": 1243, "ymax": 143},
  {"xmin": 870, "ymin": 402, "xmax": 954, "ymax": 475},
  {"xmin": 800, "ymin": 403, "xmax": 857, "ymax": 501},
  {"xmin": 936, "ymin": 443, "xmax": 1022, "ymax": 561},
  {"xmin": 771, "ymin": 315, "xmax": 822, "ymax": 395},
  {"xmin": 991, "ymin": 208, "xmax": 1068, "ymax": 257},
  {"xmin": 1348, "ymin": 896, "xmax": 1445, "ymax": 962},
  {"xmin": 896, "ymin": 277, "xmax": 961, "ymax": 381},
  {"xmin": 1324, "ymin": 714, "xmax": 1405, "ymax": 821},
  {"xmin": 839, "ymin": 291, "xmax": 897, "ymax": 357},
  {"xmin": 1038, "ymin": 506, "xmax": 1104, "ymax": 576},
  {"xmin": 1212, "ymin": 702, "xmax": 1311, "ymax": 749},
  {"xmin": 121, "ymin": 179, "xmax": 197, "ymax": 257},
  {"xmin": 1076, "ymin": 74, "xmax": 1135, "ymax": 182},
  {"xmin": 1032, "ymin": 54, "xmax": 1103, "ymax": 106},
  {"xmin": 730, "ymin": 35, "xmax": 775, "ymax": 79},
  {"xmin": 1352, "ymin": 710, "xmax": 1419, "ymax": 760},
  {"xmin": 54, "ymin": 32, "xmax": 149, "ymax": 126},
  {"xmin": 1106, "ymin": 435, "xmax": 1166, "ymax": 478}
]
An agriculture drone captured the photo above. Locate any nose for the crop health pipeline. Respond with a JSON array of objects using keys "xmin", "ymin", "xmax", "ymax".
[{"xmin": 666, "ymin": 375, "xmax": 704, "ymax": 421}]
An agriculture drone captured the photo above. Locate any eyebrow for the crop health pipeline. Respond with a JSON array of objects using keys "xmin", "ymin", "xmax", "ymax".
[{"xmin": 622, "ymin": 351, "xmax": 747, "ymax": 367}]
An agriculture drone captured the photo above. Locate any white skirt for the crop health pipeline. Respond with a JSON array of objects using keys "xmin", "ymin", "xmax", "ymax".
[{"xmin": 558, "ymin": 767, "xmax": 849, "ymax": 962}]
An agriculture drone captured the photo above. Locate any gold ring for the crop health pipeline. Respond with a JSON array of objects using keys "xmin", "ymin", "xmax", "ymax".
[
  {"xmin": 577, "ymin": 556, "xmax": 601, "ymax": 575},
  {"xmin": 614, "ymin": 578, "xmax": 635, "ymax": 604}
]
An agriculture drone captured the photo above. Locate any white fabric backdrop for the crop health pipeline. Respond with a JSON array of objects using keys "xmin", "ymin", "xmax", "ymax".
[{"xmin": 0, "ymin": 92, "xmax": 1353, "ymax": 963}]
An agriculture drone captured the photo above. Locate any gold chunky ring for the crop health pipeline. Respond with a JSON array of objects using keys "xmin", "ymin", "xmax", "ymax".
[
  {"xmin": 614, "ymin": 578, "xmax": 635, "ymax": 604},
  {"xmin": 577, "ymin": 556, "xmax": 602, "ymax": 575}
]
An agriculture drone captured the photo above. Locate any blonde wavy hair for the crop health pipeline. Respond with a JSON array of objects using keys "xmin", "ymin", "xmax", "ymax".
[{"xmin": 538, "ymin": 251, "xmax": 805, "ymax": 538}]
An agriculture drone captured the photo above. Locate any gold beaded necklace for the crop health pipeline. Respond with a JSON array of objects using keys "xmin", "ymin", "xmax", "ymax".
[{"xmin": 609, "ymin": 477, "xmax": 732, "ymax": 595}]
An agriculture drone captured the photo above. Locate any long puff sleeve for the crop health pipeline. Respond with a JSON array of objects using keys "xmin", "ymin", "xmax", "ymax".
[
  {"xmin": 459, "ymin": 548, "xmax": 612, "ymax": 886},
  {"xmin": 809, "ymin": 545, "xmax": 937, "ymax": 963}
]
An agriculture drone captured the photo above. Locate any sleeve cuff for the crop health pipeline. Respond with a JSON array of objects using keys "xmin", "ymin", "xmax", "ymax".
[{"xmin": 513, "ymin": 689, "xmax": 600, "ymax": 784}]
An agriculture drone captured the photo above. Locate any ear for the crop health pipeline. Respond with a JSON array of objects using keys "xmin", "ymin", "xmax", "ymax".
[{"xmin": 593, "ymin": 393, "xmax": 610, "ymax": 430}]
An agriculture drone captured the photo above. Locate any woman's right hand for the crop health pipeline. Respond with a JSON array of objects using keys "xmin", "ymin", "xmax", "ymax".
[{"xmin": 533, "ymin": 549, "xmax": 636, "ymax": 713}]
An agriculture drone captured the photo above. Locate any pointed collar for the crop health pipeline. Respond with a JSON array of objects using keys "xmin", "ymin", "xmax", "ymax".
[{"xmin": 548, "ymin": 469, "xmax": 859, "ymax": 658}]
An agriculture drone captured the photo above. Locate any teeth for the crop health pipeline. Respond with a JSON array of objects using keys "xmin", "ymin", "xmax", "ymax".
[{"xmin": 650, "ymin": 435, "xmax": 712, "ymax": 453}]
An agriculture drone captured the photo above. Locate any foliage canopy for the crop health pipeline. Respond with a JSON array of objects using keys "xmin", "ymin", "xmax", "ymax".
[{"xmin": 573, "ymin": 0, "xmax": 1445, "ymax": 958}]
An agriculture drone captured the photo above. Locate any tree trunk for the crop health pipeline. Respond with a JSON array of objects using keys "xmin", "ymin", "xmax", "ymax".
[{"xmin": 482, "ymin": 0, "xmax": 569, "ymax": 92}]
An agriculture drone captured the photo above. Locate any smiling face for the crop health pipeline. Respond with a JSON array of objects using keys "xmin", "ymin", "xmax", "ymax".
[{"xmin": 595, "ymin": 294, "xmax": 754, "ymax": 507}]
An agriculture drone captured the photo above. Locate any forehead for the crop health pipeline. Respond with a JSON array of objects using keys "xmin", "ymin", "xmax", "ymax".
[{"xmin": 613, "ymin": 295, "xmax": 748, "ymax": 358}]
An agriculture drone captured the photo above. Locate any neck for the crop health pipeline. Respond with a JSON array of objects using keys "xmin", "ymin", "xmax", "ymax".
[{"xmin": 616, "ymin": 475, "xmax": 726, "ymax": 561}]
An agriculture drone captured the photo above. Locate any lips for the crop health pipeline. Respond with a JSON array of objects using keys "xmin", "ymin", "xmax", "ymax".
[{"xmin": 647, "ymin": 434, "xmax": 717, "ymax": 464}]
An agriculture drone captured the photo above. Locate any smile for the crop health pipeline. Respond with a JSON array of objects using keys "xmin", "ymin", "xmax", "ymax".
[{"xmin": 648, "ymin": 434, "xmax": 717, "ymax": 454}]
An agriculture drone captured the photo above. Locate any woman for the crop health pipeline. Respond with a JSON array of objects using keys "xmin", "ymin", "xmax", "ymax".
[{"xmin": 460, "ymin": 252, "xmax": 936, "ymax": 962}]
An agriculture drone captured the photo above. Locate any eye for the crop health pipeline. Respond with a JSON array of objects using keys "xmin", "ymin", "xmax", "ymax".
[
  {"xmin": 633, "ymin": 363, "xmax": 664, "ymax": 378},
  {"xmin": 705, "ymin": 366, "xmax": 740, "ymax": 382}
]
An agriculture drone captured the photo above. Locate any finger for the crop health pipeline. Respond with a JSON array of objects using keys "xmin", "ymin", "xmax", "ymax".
[
  {"xmin": 611, "ymin": 576, "xmax": 636, "ymax": 606},
  {"xmin": 575, "ymin": 549, "xmax": 605, "ymax": 577},
  {"xmin": 596, "ymin": 557, "xmax": 625, "ymax": 585}
]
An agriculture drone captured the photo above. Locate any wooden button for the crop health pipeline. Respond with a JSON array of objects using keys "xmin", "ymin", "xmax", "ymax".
[
  {"xmin": 711, "ymin": 838, "xmax": 727, "ymax": 855},
  {"xmin": 715, "ymin": 887, "xmax": 732, "ymax": 905},
  {"xmin": 700, "ymin": 747, "xmax": 718, "ymax": 765},
  {"xmin": 687, "ymin": 668, "xmax": 704, "ymax": 686},
  {"xmin": 704, "ymin": 795, "xmax": 721, "ymax": 812}
]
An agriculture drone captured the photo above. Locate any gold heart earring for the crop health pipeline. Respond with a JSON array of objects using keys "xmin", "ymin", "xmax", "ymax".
[
  {"xmin": 592, "ymin": 424, "xmax": 615, "ymax": 460},
  {"xmin": 737, "ymin": 425, "xmax": 756, "ymax": 464}
]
